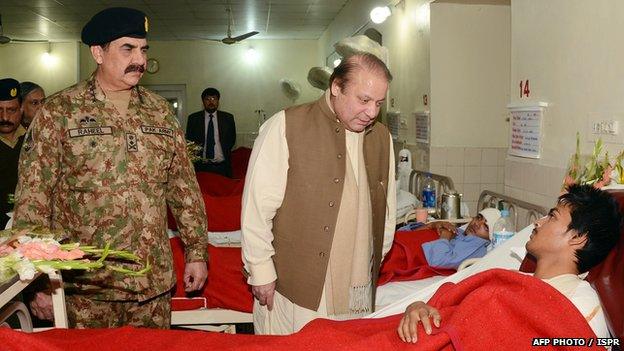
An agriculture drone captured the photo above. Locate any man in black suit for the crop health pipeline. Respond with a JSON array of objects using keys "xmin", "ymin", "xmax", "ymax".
[{"xmin": 186, "ymin": 87, "xmax": 236, "ymax": 177}]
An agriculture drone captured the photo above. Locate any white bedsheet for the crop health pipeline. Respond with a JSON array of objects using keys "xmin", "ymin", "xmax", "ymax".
[
  {"xmin": 375, "ymin": 276, "xmax": 446, "ymax": 309},
  {"xmin": 369, "ymin": 224, "xmax": 533, "ymax": 318}
]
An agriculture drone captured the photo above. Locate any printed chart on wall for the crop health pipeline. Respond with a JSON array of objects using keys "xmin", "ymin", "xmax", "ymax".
[
  {"xmin": 507, "ymin": 103, "xmax": 548, "ymax": 159},
  {"xmin": 387, "ymin": 111, "xmax": 400, "ymax": 141},
  {"xmin": 415, "ymin": 111, "xmax": 430, "ymax": 144}
]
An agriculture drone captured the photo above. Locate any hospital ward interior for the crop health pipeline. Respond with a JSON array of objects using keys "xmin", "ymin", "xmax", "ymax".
[{"xmin": 1, "ymin": 0, "xmax": 624, "ymax": 350}]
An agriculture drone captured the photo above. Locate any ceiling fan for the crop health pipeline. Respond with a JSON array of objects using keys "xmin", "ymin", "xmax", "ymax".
[
  {"xmin": 210, "ymin": 7, "xmax": 259, "ymax": 45},
  {"xmin": 0, "ymin": 14, "xmax": 48, "ymax": 44}
]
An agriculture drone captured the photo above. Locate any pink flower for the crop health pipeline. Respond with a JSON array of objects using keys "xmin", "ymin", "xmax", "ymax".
[
  {"xmin": 0, "ymin": 245, "xmax": 15, "ymax": 256},
  {"xmin": 55, "ymin": 248, "xmax": 85, "ymax": 260},
  {"xmin": 16, "ymin": 241, "xmax": 85, "ymax": 261},
  {"xmin": 563, "ymin": 175, "xmax": 576, "ymax": 187},
  {"xmin": 593, "ymin": 165, "xmax": 613, "ymax": 189}
]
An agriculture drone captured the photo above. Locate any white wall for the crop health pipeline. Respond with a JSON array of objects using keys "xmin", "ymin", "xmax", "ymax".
[
  {"xmin": 430, "ymin": 2, "xmax": 510, "ymax": 148},
  {"xmin": 0, "ymin": 41, "xmax": 79, "ymax": 96},
  {"xmin": 79, "ymin": 39, "xmax": 320, "ymax": 146},
  {"xmin": 80, "ymin": 40, "xmax": 321, "ymax": 146},
  {"xmin": 506, "ymin": 0, "xmax": 624, "ymax": 208}
]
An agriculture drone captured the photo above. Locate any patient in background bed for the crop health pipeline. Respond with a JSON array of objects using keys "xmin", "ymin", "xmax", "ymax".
[
  {"xmin": 398, "ymin": 184, "xmax": 622, "ymax": 343},
  {"xmin": 417, "ymin": 208, "xmax": 501, "ymax": 269}
]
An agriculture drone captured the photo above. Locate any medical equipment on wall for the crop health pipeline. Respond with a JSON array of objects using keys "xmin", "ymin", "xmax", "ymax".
[{"xmin": 397, "ymin": 147, "xmax": 412, "ymax": 192}]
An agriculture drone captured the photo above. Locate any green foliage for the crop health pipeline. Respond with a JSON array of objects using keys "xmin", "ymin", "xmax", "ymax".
[{"xmin": 566, "ymin": 132, "xmax": 612, "ymax": 186}]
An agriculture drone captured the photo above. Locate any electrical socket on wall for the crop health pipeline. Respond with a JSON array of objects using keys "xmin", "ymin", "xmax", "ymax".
[
  {"xmin": 400, "ymin": 118, "xmax": 407, "ymax": 129},
  {"xmin": 591, "ymin": 120, "xmax": 619, "ymax": 135}
]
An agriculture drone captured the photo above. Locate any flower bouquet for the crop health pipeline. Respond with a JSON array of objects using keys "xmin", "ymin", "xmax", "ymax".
[
  {"xmin": 0, "ymin": 227, "xmax": 150, "ymax": 283},
  {"xmin": 613, "ymin": 150, "xmax": 624, "ymax": 185},
  {"xmin": 187, "ymin": 140, "xmax": 210, "ymax": 164},
  {"xmin": 563, "ymin": 133, "xmax": 612, "ymax": 189}
]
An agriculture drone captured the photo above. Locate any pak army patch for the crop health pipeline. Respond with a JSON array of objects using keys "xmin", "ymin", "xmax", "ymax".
[
  {"xmin": 126, "ymin": 133, "xmax": 138, "ymax": 152},
  {"xmin": 141, "ymin": 125, "xmax": 173, "ymax": 138}
]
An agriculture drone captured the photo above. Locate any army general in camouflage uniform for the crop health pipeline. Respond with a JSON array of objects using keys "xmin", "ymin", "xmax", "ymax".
[{"xmin": 13, "ymin": 8, "xmax": 208, "ymax": 328}]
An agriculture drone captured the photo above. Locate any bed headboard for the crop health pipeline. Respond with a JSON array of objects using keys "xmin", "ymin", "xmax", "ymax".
[
  {"xmin": 586, "ymin": 190, "xmax": 624, "ymax": 342},
  {"xmin": 408, "ymin": 170, "xmax": 456, "ymax": 208},
  {"xmin": 477, "ymin": 190, "xmax": 548, "ymax": 230}
]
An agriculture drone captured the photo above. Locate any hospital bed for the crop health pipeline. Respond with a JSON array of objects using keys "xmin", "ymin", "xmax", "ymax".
[
  {"xmin": 3, "ymin": 190, "xmax": 622, "ymax": 350},
  {"xmin": 168, "ymin": 149, "xmax": 254, "ymax": 332},
  {"xmin": 377, "ymin": 190, "xmax": 548, "ymax": 309},
  {"xmin": 373, "ymin": 189, "xmax": 624, "ymax": 343}
]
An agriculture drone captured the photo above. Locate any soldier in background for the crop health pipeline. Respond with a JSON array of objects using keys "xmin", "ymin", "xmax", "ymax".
[
  {"xmin": 13, "ymin": 7, "xmax": 208, "ymax": 328},
  {"xmin": 0, "ymin": 78, "xmax": 25, "ymax": 229},
  {"xmin": 19, "ymin": 81, "xmax": 45, "ymax": 128}
]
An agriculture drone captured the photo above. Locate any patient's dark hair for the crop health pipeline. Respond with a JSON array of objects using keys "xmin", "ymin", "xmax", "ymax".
[
  {"xmin": 559, "ymin": 184, "xmax": 622, "ymax": 273},
  {"xmin": 329, "ymin": 53, "xmax": 392, "ymax": 92}
]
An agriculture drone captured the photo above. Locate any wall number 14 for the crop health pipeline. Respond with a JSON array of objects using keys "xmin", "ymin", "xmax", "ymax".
[{"xmin": 520, "ymin": 79, "xmax": 530, "ymax": 98}]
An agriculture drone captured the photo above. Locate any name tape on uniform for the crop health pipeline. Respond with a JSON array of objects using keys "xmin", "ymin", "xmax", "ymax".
[
  {"xmin": 69, "ymin": 126, "xmax": 113, "ymax": 138},
  {"xmin": 141, "ymin": 125, "xmax": 174, "ymax": 138}
]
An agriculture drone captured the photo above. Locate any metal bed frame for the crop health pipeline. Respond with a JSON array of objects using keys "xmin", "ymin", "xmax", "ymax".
[
  {"xmin": 408, "ymin": 169, "xmax": 456, "ymax": 209},
  {"xmin": 477, "ymin": 190, "xmax": 548, "ymax": 230},
  {"xmin": 404, "ymin": 170, "xmax": 548, "ymax": 229}
]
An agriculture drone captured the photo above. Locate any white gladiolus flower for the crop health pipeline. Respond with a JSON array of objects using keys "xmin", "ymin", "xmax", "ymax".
[
  {"xmin": 14, "ymin": 259, "xmax": 36, "ymax": 280},
  {"xmin": 37, "ymin": 265, "xmax": 56, "ymax": 274}
]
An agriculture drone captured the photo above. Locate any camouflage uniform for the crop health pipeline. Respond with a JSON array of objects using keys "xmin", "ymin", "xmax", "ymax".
[
  {"xmin": 13, "ymin": 74, "xmax": 208, "ymax": 327},
  {"xmin": 66, "ymin": 293, "xmax": 170, "ymax": 329}
]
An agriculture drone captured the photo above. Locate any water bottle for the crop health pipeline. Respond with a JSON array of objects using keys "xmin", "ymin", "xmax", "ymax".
[
  {"xmin": 422, "ymin": 174, "xmax": 436, "ymax": 209},
  {"xmin": 492, "ymin": 209, "xmax": 515, "ymax": 247}
]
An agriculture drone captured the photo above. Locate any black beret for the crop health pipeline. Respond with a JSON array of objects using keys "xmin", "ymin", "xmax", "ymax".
[
  {"xmin": 0, "ymin": 78, "xmax": 20, "ymax": 101},
  {"xmin": 81, "ymin": 7, "xmax": 148, "ymax": 46}
]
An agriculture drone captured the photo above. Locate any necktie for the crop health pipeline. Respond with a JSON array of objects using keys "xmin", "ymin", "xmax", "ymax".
[{"xmin": 205, "ymin": 113, "xmax": 215, "ymax": 159}]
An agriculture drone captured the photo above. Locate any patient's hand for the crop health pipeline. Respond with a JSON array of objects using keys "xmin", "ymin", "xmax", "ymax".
[
  {"xmin": 438, "ymin": 227, "xmax": 457, "ymax": 240},
  {"xmin": 426, "ymin": 221, "xmax": 457, "ymax": 237},
  {"xmin": 397, "ymin": 301, "xmax": 441, "ymax": 343},
  {"xmin": 252, "ymin": 280, "xmax": 277, "ymax": 311}
]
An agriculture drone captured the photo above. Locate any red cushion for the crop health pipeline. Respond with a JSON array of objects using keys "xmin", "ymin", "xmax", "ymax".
[
  {"xmin": 586, "ymin": 190, "xmax": 624, "ymax": 340},
  {"xmin": 171, "ymin": 297, "xmax": 206, "ymax": 311},
  {"xmin": 519, "ymin": 190, "xmax": 624, "ymax": 340},
  {"xmin": 231, "ymin": 147, "xmax": 252, "ymax": 180},
  {"xmin": 168, "ymin": 172, "xmax": 243, "ymax": 232},
  {"xmin": 205, "ymin": 245, "xmax": 253, "ymax": 312},
  {"xmin": 167, "ymin": 207, "xmax": 178, "ymax": 231},
  {"xmin": 202, "ymin": 192, "xmax": 241, "ymax": 232},
  {"xmin": 169, "ymin": 237, "xmax": 253, "ymax": 313},
  {"xmin": 196, "ymin": 172, "xmax": 243, "ymax": 196}
]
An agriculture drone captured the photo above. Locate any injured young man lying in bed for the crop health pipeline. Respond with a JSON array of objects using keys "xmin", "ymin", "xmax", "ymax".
[
  {"xmin": 417, "ymin": 208, "xmax": 502, "ymax": 269},
  {"xmin": 398, "ymin": 184, "xmax": 621, "ymax": 344}
]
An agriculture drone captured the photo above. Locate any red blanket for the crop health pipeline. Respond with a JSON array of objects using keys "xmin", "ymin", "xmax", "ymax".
[
  {"xmin": 168, "ymin": 172, "xmax": 243, "ymax": 232},
  {"xmin": 170, "ymin": 237, "xmax": 252, "ymax": 313},
  {"xmin": 378, "ymin": 229, "xmax": 455, "ymax": 286},
  {"xmin": 0, "ymin": 269, "xmax": 600, "ymax": 351}
]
